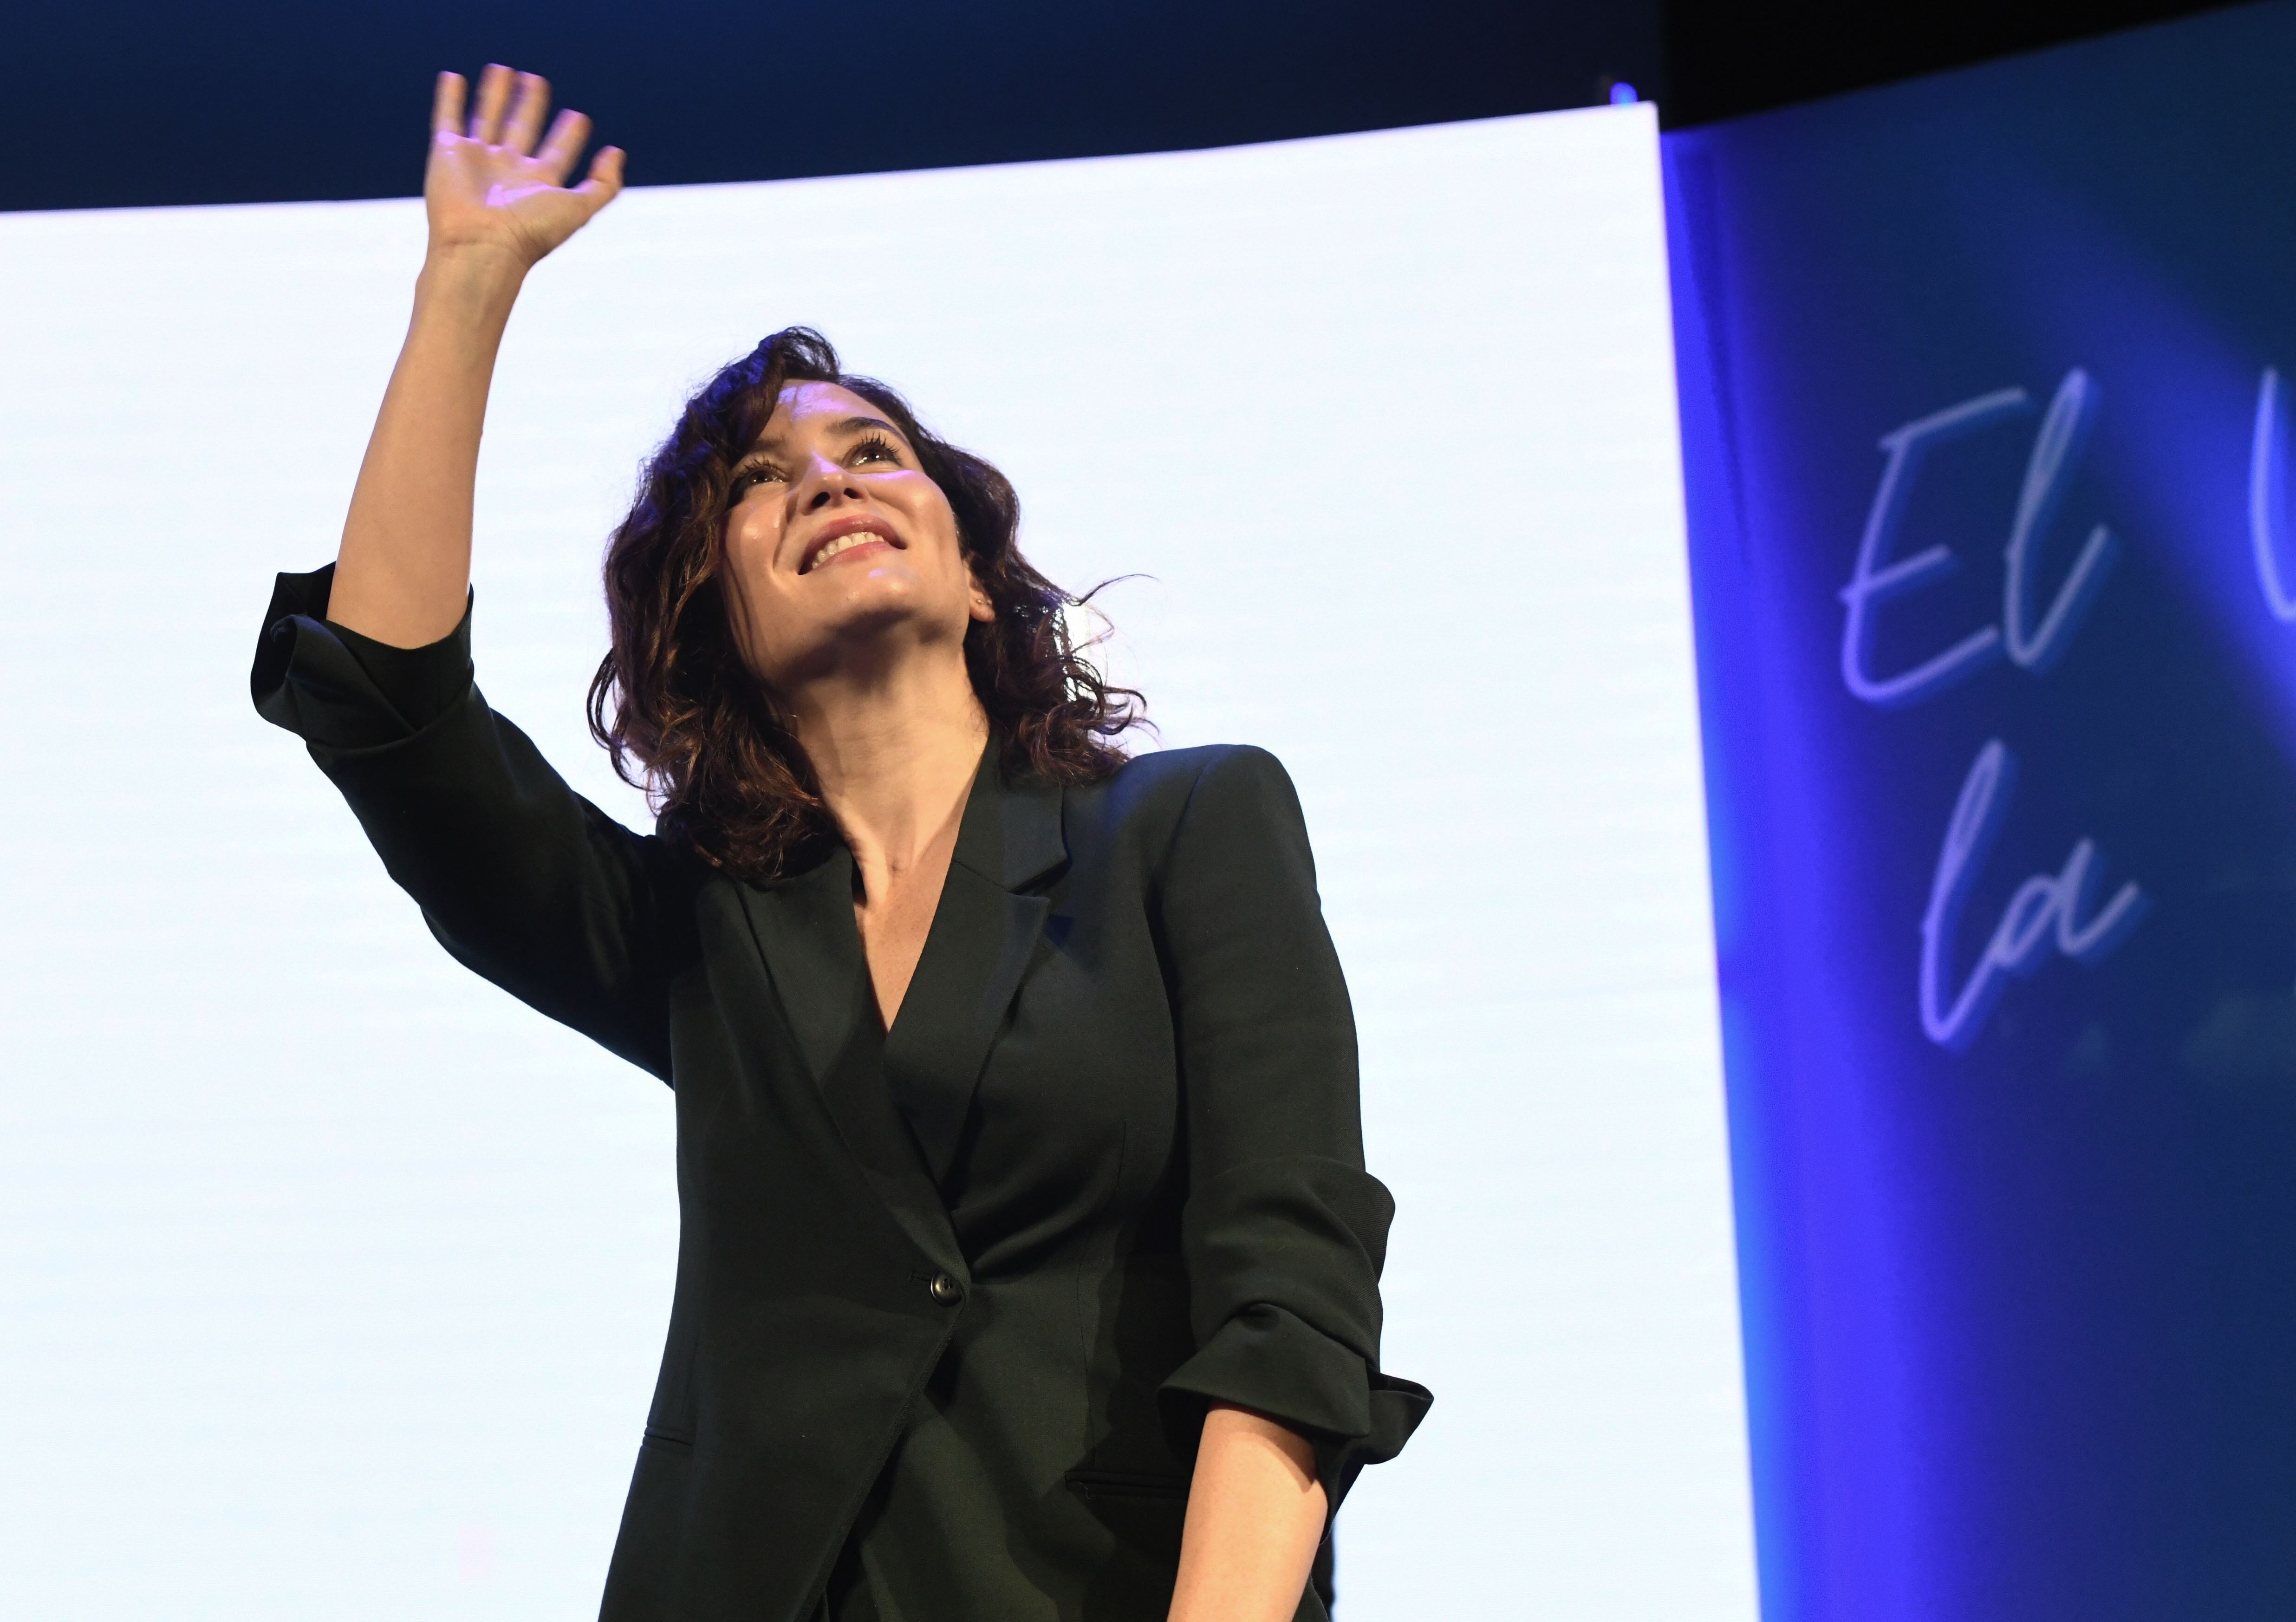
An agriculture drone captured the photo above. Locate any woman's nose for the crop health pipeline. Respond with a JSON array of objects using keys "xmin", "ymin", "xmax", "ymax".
[{"xmin": 794, "ymin": 453, "xmax": 860, "ymax": 510}]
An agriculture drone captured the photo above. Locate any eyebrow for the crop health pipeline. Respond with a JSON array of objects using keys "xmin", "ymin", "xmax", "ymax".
[{"xmin": 746, "ymin": 413, "xmax": 907, "ymax": 457}]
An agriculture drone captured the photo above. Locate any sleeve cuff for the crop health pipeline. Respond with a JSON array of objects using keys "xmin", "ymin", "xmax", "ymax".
[
  {"xmin": 251, "ymin": 564, "xmax": 475, "ymax": 750},
  {"xmin": 1158, "ymin": 1307, "xmax": 1431, "ymax": 1512},
  {"xmin": 1158, "ymin": 1155, "xmax": 1431, "ymax": 1510}
]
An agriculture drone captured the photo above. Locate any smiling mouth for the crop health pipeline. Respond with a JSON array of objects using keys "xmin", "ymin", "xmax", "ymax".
[{"xmin": 800, "ymin": 527, "xmax": 901, "ymax": 573}]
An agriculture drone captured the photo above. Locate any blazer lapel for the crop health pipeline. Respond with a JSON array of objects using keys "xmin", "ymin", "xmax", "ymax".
[
  {"xmin": 884, "ymin": 749, "xmax": 1068, "ymax": 1187},
  {"xmin": 737, "ymin": 846, "xmax": 868, "ymax": 1090},
  {"xmin": 736, "ymin": 848, "xmax": 966, "ymax": 1277}
]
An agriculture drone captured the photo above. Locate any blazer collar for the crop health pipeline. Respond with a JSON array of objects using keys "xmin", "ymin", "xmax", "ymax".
[
  {"xmin": 737, "ymin": 741, "xmax": 1068, "ymax": 1219},
  {"xmin": 734, "ymin": 842, "xmax": 971, "ymax": 1276},
  {"xmin": 740, "ymin": 844, "xmax": 868, "ymax": 1094},
  {"xmin": 950, "ymin": 742, "xmax": 1068, "ymax": 895},
  {"xmin": 885, "ymin": 743, "xmax": 1067, "ymax": 1186}
]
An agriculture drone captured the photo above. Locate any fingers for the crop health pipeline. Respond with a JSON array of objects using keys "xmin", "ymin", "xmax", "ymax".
[
  {"xmin": 431, "ymin": 72, "xmax": 465, "ymax": 137},
  {"xmin": 469, "ymin": 62, "xmax": 513, "ymax": 143},
  {"xmin": 535, "ymin": 108, "xmax": 592, "ymax": 183},
  {"xmin": 572, "ymin": 146, "xmax": 627, "ymax": 215},
  {"xmin": 502, "ymin": 71, "xmax": 551, "ymax": 155}
]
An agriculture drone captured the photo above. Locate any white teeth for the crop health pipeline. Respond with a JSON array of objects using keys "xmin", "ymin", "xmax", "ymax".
[{"xmin": 807, "ymin": 531, "xmax": 885, "ymax": 572}]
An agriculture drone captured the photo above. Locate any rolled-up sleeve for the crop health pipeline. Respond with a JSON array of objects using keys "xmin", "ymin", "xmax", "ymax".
[
  {"xmin": 1152, "ymin": 746, "xmax": 1430, "ymax": 1511},
  {"xmin": 252, "ymin": 564, "xmax": 677, "ymax": 1081}
]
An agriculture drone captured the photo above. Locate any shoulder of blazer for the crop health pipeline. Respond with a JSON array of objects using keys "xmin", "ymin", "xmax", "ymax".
[{"xmin": 1069, "ymin": 743, "xmax": 1294, "ymax": 864}]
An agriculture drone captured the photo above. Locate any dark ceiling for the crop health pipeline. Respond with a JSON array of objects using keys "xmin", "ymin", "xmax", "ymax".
[
  {"xmin": 1662, "ymin": 0, "xmax": 2242, "ymax": 124},
  {"xmin": 0, "ymin": 0, "xmax": 2250, "ymax": 212}
]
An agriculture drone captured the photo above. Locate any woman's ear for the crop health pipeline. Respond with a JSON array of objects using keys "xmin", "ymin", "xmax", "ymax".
[{"xmin": 967, "ymin": 572, "xmax": 995, "ymax": 623}]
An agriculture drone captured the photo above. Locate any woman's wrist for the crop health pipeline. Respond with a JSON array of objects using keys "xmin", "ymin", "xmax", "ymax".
[
  {"xmin": 1168, "ymin": 1406, "xmax": 1325, "ymax": 1622},
  {"xmin": 414, "ymin": 242, "xmax": 529, "ymax": 327}
]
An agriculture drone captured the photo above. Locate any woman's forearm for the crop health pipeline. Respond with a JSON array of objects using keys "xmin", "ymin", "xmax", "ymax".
[
  {"xmin": 329, "ymin": 65, "xmax": 623, "ymax": 646},
  {"xmin": 1168, "ymin": 1404, "xmax": 1327, "ymax": 1622},
  {"xmin": 328, "ymin": 248, "xmax": 525, "ymax": 647}
]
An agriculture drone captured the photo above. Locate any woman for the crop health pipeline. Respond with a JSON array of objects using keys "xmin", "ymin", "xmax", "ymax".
[{"xmin": 253, "ymin": 65, "xmax": 1424, "ymax": 1622}]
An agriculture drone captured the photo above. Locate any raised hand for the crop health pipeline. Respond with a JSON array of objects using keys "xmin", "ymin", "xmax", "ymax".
[{"xmin": 425, "ymin": 65, "xmax": 624, "ymax": 269}]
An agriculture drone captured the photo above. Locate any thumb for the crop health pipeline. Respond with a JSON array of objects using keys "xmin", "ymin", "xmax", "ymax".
[{"xmin": 572, "ymin": 146, "xmax": 626, "ymax": 215}]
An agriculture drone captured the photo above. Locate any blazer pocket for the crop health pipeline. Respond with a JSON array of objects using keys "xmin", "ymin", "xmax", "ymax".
[
  {"xmin": 1063, "ymin": 1469, "xmax": 1189, "ymax": 1501},
  {"xmin": 600, "ymin": 1426, "xmax": 698, "ymax": 1621}
]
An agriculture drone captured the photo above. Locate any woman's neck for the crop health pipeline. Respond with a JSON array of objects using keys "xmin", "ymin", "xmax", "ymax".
[{"xmin": 789, "ymin": 650, "xmax": 990, "ymax": 881}]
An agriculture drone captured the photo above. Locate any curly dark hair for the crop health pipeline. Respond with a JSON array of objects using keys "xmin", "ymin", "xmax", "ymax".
[{"xmin": 587, "ymin": 327, "xmax": 1143, "ymax": 883}]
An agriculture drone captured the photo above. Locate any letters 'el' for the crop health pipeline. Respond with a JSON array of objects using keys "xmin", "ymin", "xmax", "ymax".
[{"xmin": 1840, "ymin": 371, "xmax": 2118, "ymax": 705}]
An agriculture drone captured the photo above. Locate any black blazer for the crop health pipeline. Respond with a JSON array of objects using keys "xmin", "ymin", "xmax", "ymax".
[{"xmin": 253, "ymin": 567, "xmax": 1426, "ymax": 1622}]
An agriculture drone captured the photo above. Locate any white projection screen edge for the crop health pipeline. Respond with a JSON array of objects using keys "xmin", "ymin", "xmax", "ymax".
[{"xmin": 0, "ymin": 103, "xmax": 1754, "ymax": 1618}]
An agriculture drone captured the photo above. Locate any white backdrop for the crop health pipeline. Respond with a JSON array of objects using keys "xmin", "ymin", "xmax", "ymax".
[{"xmin": 0, "ymin": 104, "xmax": 1753, "ymax": 1619}]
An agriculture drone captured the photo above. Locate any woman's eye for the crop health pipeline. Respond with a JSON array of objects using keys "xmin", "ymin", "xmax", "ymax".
[
  {"xmin": 732, "ymin": 466, "xmax": 782, "ymax": 495},
  {"xmin": 848, "ymin": 435, "xmax": 901, "ymax": 467}
]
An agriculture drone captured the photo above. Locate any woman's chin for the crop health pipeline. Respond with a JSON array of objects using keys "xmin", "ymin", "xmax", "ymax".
[
  {"xmin": 768, "ymin": 590, "xmax": 971, "ymax": 677},
  {"xmin": 817, "ymin": 567, "xmax": 936, "ymax": 627}
]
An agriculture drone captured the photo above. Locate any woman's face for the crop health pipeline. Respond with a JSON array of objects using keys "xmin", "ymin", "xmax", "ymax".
[{"xmin": 721, "ymin": 380, "xmax": 991, "ymax": 689}]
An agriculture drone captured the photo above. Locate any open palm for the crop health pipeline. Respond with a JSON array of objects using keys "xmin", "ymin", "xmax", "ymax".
[{"xmin": 425, "ymin": 65, "xmax": 623, "ymax": 267}]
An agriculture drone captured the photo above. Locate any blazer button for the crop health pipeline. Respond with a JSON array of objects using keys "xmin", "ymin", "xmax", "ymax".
[{"xmin": 928, "ymin": 1273, "xmax": 963, "ymax": 1306}]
